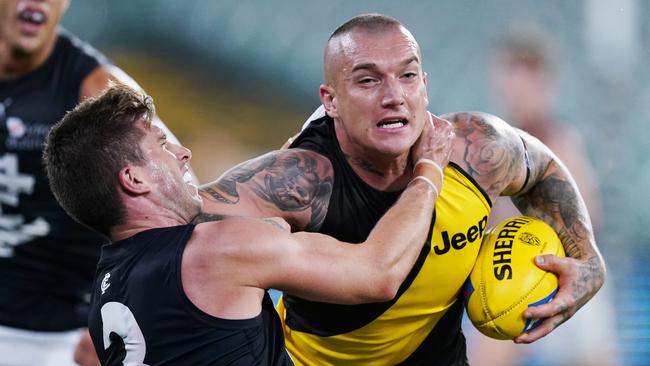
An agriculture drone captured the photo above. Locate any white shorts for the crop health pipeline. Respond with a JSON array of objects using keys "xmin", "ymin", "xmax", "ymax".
[{"xmin": 0, "ymin": 325, "xmax": 82, "ymax": 366}]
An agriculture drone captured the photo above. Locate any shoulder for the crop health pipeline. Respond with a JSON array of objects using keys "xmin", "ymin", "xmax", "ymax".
[
  {"xmin": 442, "ymin": 111, "xmax": 518, "ymax": 140},
  {"xmin": 58, "ymin": 29, "xmax": 110, "ymax": 64},
  {"xmin": 441, "ymin": 111, "xmax": 525, "ymax": 199},
  {"xmin": 79, "ymin": 64, "xmax": 140, "ymax": 101},
  {"xmin": 190, "ymin": 218, "xmax": 289, "ymax": 258},
  {"xmin": 214, "ymin": 148, "xmax": 334, "ymax": 186}
]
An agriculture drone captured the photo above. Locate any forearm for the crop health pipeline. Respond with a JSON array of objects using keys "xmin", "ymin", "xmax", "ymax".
[
  {"xmin": 360, "ymin": 171, "xmax": 439, "ymax": 297},
  {"xmin": 512, "ymin": 159, "xmax": 605, "ymax": 278}
]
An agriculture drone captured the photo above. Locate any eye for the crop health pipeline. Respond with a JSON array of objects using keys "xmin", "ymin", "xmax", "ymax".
[
  {"xmin": 357, "ymin": 75, "xmax": 380, "ymax": 85},
  {"xmin": 402, "ymin": 72, "xmax": 417, "ymax": 79}
]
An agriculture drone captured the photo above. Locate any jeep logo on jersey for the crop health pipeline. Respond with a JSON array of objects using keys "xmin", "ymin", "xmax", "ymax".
[{"xmin": 433, "ymin": 215, "xmax": 488, "ymax": 255}]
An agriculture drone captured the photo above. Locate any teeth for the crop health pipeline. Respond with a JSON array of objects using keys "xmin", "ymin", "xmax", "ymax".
[
  {"xmin": 379, "ymin": 120, "xmax": 405, "ymax": 129},
  {"xmin": 31, "ymin": 11, "xmax": 44, "ymax": 23},
  {"xmin": 183, "ymin": 171, "xmax": 193, "ymax": 184},
  {"xmin": 19, "ymin": 10, "xmax": 46, "ymax": 25}
]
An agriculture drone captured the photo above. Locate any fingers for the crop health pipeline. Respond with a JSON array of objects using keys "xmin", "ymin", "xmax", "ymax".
[
  {"xmin": 523, "ymin": 289, "xmax": 572, "ymax": 319},
  {"xmin": 412, "ymin": 113, "xmax": 454, "ymax": 160},
  {"xmin": 532, "ymin": 253, "xmax": 568, "ymax": 273},
  {"xmin": 429, "ymin": 112, "xmax": 453, "ymax": 132},
  {"xmin": 514, "ymin": 254, "xmax": 581, "ymax": 343},
  {"xmin": 514, "ymin": 312, "xmax": 567, "ymax": 344}
]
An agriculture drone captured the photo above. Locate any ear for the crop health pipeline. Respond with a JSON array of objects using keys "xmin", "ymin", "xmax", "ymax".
[
  {"xmin": 319, "ymin": 84, "xmax": 339, "ymax": 119},
  {"xmin": 118, "ymin": 166, "xmax": 150, "ymax": 195}
]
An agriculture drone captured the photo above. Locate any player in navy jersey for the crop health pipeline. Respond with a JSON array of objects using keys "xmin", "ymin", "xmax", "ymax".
[
  {"xmin": 0, "ymin": 1, "xmax": 187, "ymax": 365},
  {"xmin": 43, "ymin": 83, "xmax": 452, "ymax": 365}
]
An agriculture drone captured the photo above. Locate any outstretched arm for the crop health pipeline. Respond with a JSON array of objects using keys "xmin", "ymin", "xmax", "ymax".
[
  {"xmin": 442, "ymin": 111, "xmax": 606, "ymax": 343},
  {"xmin": 195, "ymin": 115, "xmax": 454, "ymax": 306}
]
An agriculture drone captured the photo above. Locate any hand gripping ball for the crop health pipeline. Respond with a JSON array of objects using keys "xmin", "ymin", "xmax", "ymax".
[{"xmin": 464, "ymin": 216, "xmax": 565, "ymax": 340}]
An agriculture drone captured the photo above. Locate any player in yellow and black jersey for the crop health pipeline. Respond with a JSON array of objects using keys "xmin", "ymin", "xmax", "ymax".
[{"xmin": 199, "ymin": 13, "xmax": 605, "ymax": 366}]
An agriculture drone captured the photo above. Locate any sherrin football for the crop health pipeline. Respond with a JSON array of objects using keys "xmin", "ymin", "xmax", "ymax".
[{"xmin": 464, "ymin": 216, "xmax": 565, "ymax": 340}]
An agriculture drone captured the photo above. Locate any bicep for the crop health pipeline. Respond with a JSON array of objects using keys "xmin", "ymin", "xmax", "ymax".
[
  {"xmin": 442, "ymin": 111, "xmax": 530, "ymax": 200},
  {"xmin": 198, "ymin": 149, "xmax": 334, "ymax": 230}
]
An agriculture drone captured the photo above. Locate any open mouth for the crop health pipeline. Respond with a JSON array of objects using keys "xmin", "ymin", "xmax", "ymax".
[
  {"xmin": 18, "ymin": 8, "xmax": 47, "ymax": 26},
  {"xmin": 377, "ymin": 119, "xmax": 408, "ymax": 129},
  {"xmin": 182, "ymin": 170, "xmax": 194, "ymax": 184}
]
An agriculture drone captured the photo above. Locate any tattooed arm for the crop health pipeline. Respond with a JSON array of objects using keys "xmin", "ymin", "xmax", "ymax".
[
  {"xmin": 197, "ymin": 149, "xmax": 334, "ymax": 231},
  {"xmin": 442, "ymin": 111, "xmax": 606, "ymax": 344}
]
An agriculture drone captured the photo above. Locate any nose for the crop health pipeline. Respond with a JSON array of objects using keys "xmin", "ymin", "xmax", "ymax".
[
  {"xmin": 170, "ymin": 142, "xmax": 192, "ymax": 163},
  {"xmin": 381, "ymin": 77, "xmax": 405, "ymax": 108}
]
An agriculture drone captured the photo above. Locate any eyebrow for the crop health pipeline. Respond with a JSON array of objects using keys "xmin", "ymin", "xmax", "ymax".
[{"xmin": 351, "ymin": 56, "xmax": 420, "ymax": 73}]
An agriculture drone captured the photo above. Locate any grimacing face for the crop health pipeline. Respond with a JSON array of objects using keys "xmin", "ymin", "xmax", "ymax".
[
  {"xmin": 0, "ymin": 0, "xmax": 69, "ymax": 55},
  {"xmin": 138, "ymin": 123, "xmax": 202, "ymax": 223},
  {"xmin": 321, "ymin": 26, "xmax": 429, "ymax": 160}
]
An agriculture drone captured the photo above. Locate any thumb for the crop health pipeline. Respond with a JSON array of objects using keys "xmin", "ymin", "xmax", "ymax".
[{"xmin": 533, "ymin": 254, "xmax": 566, "ymax": 273}]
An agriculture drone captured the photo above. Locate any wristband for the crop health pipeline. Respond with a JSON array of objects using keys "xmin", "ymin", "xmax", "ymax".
[
  {"xmin": 414, "ymin": 158, "xmax": 443, "ymax": 177},
  {"xmin": 408, "ymin": 176, "xmax": 439, "ymax": 197},
  {"xmin": 413, "ymin": 160, "xmax": 443, "ymax": 192}
]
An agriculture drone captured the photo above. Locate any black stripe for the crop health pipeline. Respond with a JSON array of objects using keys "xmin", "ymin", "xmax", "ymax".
[{"xmin": 448, "ymin": 162, "xmax": 492, "ymax": 207}]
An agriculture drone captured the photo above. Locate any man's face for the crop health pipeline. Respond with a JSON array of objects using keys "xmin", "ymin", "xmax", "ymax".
[
  {"xmin": 138, "ymin": 123, "xmax": 202, "ymax": 222},
  {"xmin": 322, "ymin": 26, "xmax": 429, "ymax": 158},
  {"xmin": 0, "ymin": 0, "xmax": 69, "ymax": 55}
]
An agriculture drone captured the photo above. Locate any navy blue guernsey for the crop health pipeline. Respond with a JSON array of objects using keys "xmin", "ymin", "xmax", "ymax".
[
  {"xmin": 0, "ymin": 29, "xmax": 109, "ymax": 331},
  {"xmin": 89, "ymin": 224, "xmax": 293, "ymax": 366}
]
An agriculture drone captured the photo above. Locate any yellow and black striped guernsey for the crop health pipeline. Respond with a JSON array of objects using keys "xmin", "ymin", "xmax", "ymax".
[{"xmin": 282, "ymin": 116, "xmax": 492, "ymax": 366}]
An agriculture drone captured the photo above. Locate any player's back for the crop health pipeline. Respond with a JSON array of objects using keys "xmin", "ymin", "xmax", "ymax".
[{"xmin": 89, "ymin": 224, "xmax": 292, "ymax": 366}]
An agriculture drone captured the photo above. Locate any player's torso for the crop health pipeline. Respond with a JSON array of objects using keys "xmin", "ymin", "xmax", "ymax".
[
  {"xmin": 282, "ymin": 117, "xmax": 491, "ymax": 365},
  {"xmin": 89, "ymin": 225, "xmax": 293, "ymax": 366},
  {"xmin": 0, "ymin": 31, "xmax": 109, "ymax": 331}
]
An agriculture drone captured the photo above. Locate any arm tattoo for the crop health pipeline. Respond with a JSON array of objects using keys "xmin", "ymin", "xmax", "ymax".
[
  {"xmin": 249, "ymin": 155, "xmax": 332, "ymax": 230},
  {"xmin": 200, "ymin": 151, "xmax": 333, "ymax": 230},
  {"xmin": 442, "ymin": 112, "xmax": 521, "ymax": 198},
  {"xmin": 201, "ymin": 154, "xmax": 277, "ymax": 204},
  {"xmin": 512, "ymin": 164, "xmax": 591, "ymax": 259},
  {"xmin": 192, "ymin": 213, "xmax": 228, "ymax": 224}
]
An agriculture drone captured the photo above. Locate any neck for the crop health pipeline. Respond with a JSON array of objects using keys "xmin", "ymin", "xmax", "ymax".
[
  {"xmin": 0, "ymin": 34, "xmax": 57, "ymax": 80},
  {"xmin": 335, "ymin": 127, "xmax": 411, "ymax": 192},
  {"xmin": 110, "ymin": 213, "xmax": 189, "ymax": 242}
]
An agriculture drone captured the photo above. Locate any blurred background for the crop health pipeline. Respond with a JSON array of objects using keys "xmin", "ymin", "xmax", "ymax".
[{"xmin": 62, "ymin": 1, "xmax": 649, "ymax": 365}]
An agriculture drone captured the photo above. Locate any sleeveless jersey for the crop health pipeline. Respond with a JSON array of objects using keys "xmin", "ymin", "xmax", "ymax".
[
  {"xmin": 89, "ymin": 224, "xmax": 293, "ymax": 366},
  {"xmin": 0, "ymin": 29, "xmax": 109, "ymax": 331},
  {"xmin": 279, "ymin": 116, "xmax": 492, "ymax": 365}
]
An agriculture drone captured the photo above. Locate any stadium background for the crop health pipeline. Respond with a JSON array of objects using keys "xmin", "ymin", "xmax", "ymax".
[{"xmin": 62, "ymin": 1, "xmax": 649, "ymax": 365}]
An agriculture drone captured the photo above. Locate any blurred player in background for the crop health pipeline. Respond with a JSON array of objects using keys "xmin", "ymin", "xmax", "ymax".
[
  {"xmin": 199, "ymin": 14, "xmax": 606, "ymax": 365},
  {"xmin": 0, "ymin": 1, "xmax": 187, "ymax": 365},
  {"xmin": 465, "ymin": 25, "xmax": 620, "ymax": 366}
]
